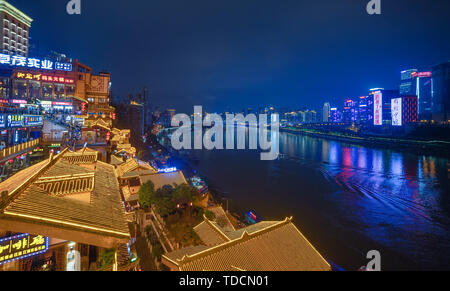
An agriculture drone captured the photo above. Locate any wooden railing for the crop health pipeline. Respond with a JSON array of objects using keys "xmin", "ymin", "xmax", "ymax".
[{"xmin": 0, "ymin": 139, "xmax": 40, "ymax": 159}]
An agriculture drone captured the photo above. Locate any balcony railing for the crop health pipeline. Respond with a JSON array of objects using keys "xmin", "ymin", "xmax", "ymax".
[{"xmin": 0, "ymin": 139, "xmax": 40, "ymax": 159}]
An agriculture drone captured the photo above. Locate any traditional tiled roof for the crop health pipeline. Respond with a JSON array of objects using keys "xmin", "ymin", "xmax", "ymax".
[
  {"xmin": 163, "ymin": 217, "xmax": 331, "ymax": 271},
  {"xmin": 62, "ymin": 150, "xmax": 98, "ymax": 164},
  {"xmin": 110, "ymin": 155, "xmax": 125, "ymax": 166},
  {"xmin": 139, "ymin": 171, "xmax": 188, "ymax": 190},
  {"xmin": 194, "ymin": 220, "xmax": 230, "ymax": 247},
  {"xmin": 116, "ymin": 158, "xmax": 156, "ymax": 178},
  {"xmin": 0, "ymin": 149, "xmax": 130, "ymax": 245},
  {"xmin": 208, "ymin": 206, "xmax": 235, "ymax": 232}
]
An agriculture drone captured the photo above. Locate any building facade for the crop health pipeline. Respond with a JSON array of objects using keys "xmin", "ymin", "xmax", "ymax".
[
  {"xmin": 322, "ymin": 102, "xmax": 330, "ymax": 122},
  {"xmin": 0, "ymin": 0, "xmax": 32, "ymax": 56},
  {"xmin": 431, "ymin": 61, "xmax": 450, "ymax": 122}
]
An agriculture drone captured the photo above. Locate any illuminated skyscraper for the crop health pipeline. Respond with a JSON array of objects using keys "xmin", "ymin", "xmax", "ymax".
[
  {"xmin": 343, "ymin": 99, "xmax": 357, "ymax": 124},
  {"xmin": 358, "ymin": 95, "xmax": 372, "ymax": 124},
  {"xmin": 322, "ymin": 102, "xmax": 331, "ymax": 122},
  {"xmin": 400, "ymin": 69, "xmax": 433, "ymax": 119}
]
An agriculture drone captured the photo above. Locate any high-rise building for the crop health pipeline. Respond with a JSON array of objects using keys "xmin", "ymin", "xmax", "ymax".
[
  {"xmin": 391, "ymin": 95, "xmax": 418, "ymax": 126},
  {"xmin": 431, "ymin": 61, "xmax": 450, "ymax": 122},
  {"xmin": 358, "ymin": 95, "xmax": 372, "ymax": 124},
  {"xmin": 129, "ymin": 100, "xmax": 145, "ymax": 139},
  {"xmin": 322, "ymin": 102, "xmax": 330, "ymax": 122},
  {"xmin": 0, "ymin": 0, "xmax": 32, "ymax": 56},
  {"xmin": 369, "ymin": 89, "xmax": 399, "ymax": 125},
  {"xmin": 342, "ymin": 99, "xmax": 358, "ymax": 124},
  {"xmin": 304, "ymin": 110, "xmax": 317, "ymax": 123},
  {"xmin": 400, "ymin": 69, "xmax": 432, "ymax": 120},
  {"xmin": 330, "ymin": 108, "xmax": 342, "ymax": 123},
  {"xmin": 400, "ymin": 69, "xmax": 418, "ymax": 95}
]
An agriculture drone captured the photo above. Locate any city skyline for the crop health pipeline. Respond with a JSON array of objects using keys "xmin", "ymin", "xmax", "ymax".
[{"xmin": 5, "ymin": 0, "xmax": 450, "ymax": 113}]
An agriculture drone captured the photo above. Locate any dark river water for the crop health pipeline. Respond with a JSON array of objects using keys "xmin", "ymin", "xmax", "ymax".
[{"xmin": 162, "ymin": 130, "xmax": 450, "ymax": 270}]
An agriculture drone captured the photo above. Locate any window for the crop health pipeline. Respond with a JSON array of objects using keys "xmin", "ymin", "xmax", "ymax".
[
  {"xmin": 12, "ymin": 80, "xmax": 27, "ymax": 99},
  {"xmin": 66, "ymin": 85, "xmax": 75, "ymax": 97},
  {"xmin": 42, "ymin": 83, "xmax": 53, "ymax": 99},
  {"xmin": 29, "ymin": 81, "xmax": 40, "ymax": 100},
  {"xmin": 54, "ymin": 84, "xmax": 65, "ymax": 99},
  {"xmin": 0, "ymin": 78, "xmax": 10, "ymax": 99}
]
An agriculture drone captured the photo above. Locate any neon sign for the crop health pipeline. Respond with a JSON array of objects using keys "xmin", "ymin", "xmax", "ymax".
[
  {"xmin": 23, "ymin": 115, "xmax": 44, "ymax": 127},
  {"xmin": 0, "ymin": 234, "xmax": 49, "ymax": 266},
  {"xmin": 0, "ymin": 53, "xmax": 72, "ymax": 71},
  {"xmin": 391, "ymin": 98, "xmax": 402, "ymax": 127},
  {"xmin": 52, "ymin": 102, "xmax": 72, "ymax": 106},
  {"xmin": 16, "ymin": 72, "xmax": 75, "ymax": 84},
  {"xmin": 373, "ymin": 91, "xmax": 383, "ymax": 126},
  {"xmin": 411, "ymin": 71, "xmax": 432, "ymax": 78}
]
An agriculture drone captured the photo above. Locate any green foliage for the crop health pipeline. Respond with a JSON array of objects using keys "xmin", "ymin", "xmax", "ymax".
[
  {"xmin": 99, "ymin": 248, "xmax": 116, "ymax": 269},
  {"xmin": 138, "ymin": 181, "xmax": 155, "ymax": 208},
  {"xmin": 205, "ymin": 210, "xmax": 215, "ymax": 221},
  {"xmin": 140, "ymin": 182, "xmax": 203, "ymax": 217}
]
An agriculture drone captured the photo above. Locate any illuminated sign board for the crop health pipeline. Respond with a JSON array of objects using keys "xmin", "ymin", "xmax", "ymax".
[
  {"xmin": 52, "ymin": 101, "xmax": 72, "ymax": 106},
  {"xmin": 0, "ymin": 234, "xmax": 49, "ymax": 265},
  {"xmin": 411, "ymin": 71, "xmax": 432, "ymax": 78},
  {"xmin": 16, "ymin": 72, "xmax": 75, "ymax": 84},
  {"xmin": 7, "ymin": 114, "xmax": 24, "ymax": 128},
  {"xmin": 23, "ymin": 115, "xmax": 44, "ymax": 127},
  {"xmin": 391, "ymin": 98, "xmax": 402, "ymax": 126},
  {"xmin": 0, "ymin": 53, "xmax": 72, "ymax": 71},
  {"xmin": 0, "ymin": 115, "xmax": 5, "ymax": 128},
  {"xmin": 11, "ymin": 99, "xmax": 27, "ymax": 104},
  {"xmin": 373, "ymin": 91, "xmax": 383, "ymax": 126}
]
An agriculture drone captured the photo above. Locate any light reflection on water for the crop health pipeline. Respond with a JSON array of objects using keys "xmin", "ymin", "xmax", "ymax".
[
  {"xmin": 282, "ymin": 133, "xmax": 450, "ymax": 270},
  {"xmin": 184, "ymin": 131, "xmax": 450, "ymax": 270}
]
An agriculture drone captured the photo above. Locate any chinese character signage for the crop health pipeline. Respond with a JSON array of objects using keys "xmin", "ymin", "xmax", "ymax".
[
  {"xmin": 7, "ymin": 114, "xmax": 24, "ymax": 128},
  {"xmin": 0, "ymin": 53, "xmax": 72, "ymax": 72},
  {"xmin": 16, "ymin": 72, "xmax": 75, "ymax": 84},
  {"xmin": 373, "ymin": 91, "xmax": 383, "ymax": 126},
  {"xmin": 391, "ymin": 98, "xmax": 402, "ymax": 127},
  {"xmin": 0, "ymin": 234, "xmax": 49, "ymax": 265}
]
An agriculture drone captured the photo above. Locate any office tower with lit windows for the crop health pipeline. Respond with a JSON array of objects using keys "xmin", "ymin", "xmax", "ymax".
[
  {"xmin": 330, "ymin": 108, "xmax": 342, "ymax": 123},
  {"xmin": 342, "ymin": 99, "xmax": 358, "ymax": 124},
  {"xmin": 400, "ymin": 69, "xmax": 432, "ymax": 120},
  {"xmin": 0, "ymin": 0, "xmax": 32, "ymax": 56},
  {"xmin": 358, "ymin": 95, "xmax": 372, "ymax": 124}
]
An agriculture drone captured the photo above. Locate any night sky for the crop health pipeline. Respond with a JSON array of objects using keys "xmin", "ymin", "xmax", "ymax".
[{"xmin": 10, "ymin": 0, "xmax": 450, "ymax": 113}]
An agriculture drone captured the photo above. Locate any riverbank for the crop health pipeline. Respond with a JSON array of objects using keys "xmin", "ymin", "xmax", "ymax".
[{"xmin": 281, "ymin": 127, "xmax": 450, "ymax": 158}]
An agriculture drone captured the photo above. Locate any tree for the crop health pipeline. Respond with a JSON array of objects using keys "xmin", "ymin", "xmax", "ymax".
[{"xmin": 138, "ymin": 181, "xmax": 155, "ymax": 208}]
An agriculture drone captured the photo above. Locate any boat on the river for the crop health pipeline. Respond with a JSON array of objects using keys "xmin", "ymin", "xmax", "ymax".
[{"xmin": 245, "ymin": 210, "xmax": 262, "ymax": 224}]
